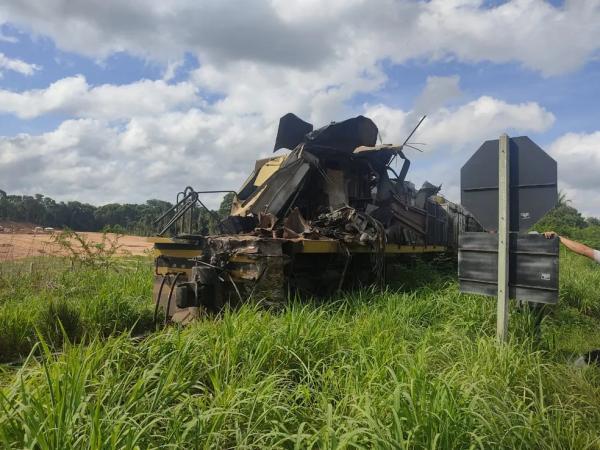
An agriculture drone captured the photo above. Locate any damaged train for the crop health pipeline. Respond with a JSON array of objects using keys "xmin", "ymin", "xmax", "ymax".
[{"xmin": 150, "ymin": 113, "xmax": 480, "ymax": 323}]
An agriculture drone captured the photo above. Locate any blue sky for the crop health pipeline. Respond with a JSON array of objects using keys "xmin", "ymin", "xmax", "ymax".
[{"xmin": 0, "ymin": 0, "xmax": 599, "ymax": 216}]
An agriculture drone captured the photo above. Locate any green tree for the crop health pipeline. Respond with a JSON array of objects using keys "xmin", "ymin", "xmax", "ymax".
[
  {"xmin": 534, "ymin": 203, "xmax": 586, "ymax": 232},
  {"xmin": 65, "ymin": 201, "xmax": 98, "ymax": 231},
  {"xmin": 218, "ymin": 192, "xmax": 235, "ymax": 218},
  {"xmin": 533, "ymin": 192, "xmax": 587, "ymax": 235},
  {"xmin": 586, "ymin": 217, "xmax": 600, "ymax": 227},
  {"xmin": 0, "ymin": 190, "xmax": 7, "ymax": 219},
  {"xmin": 0, "ymin": 190, "xmax": 228, "ymax": 236}
]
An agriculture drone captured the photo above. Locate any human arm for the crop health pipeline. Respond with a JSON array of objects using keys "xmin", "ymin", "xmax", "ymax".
[{"xmin": 544, "ymin": 231, "xmax": 599, "ymax": 261}]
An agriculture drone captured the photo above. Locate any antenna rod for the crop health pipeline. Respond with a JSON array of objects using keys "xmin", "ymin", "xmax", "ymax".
[{"xmin": 402, "ymin": 115, "xmax": 426, "ymax": 148}]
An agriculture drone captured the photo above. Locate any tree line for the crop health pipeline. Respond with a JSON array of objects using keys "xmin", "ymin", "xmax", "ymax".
[
  {"xmin": 2, "ymin": 188, "xmax": 599, "ymax": 245},
  {"xmin": 0, "ymin": 190, "xmax": 235, "ymax": 236}
]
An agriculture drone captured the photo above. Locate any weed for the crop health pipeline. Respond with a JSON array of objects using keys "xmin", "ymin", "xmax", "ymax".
[{"xmin": 51, "ymin": 229, "xmax": 128, "ymax": 268}]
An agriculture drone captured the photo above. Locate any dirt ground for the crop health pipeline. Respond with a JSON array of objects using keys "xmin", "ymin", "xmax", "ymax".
[{"xmin": 0, "ymin": 231, "xmax": 153, "ymax": 261}]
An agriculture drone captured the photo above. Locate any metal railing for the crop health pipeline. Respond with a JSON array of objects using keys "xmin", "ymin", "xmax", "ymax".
[{"xmin": 153, "ymin": 186, "xmax": 236, "ymax": 236}]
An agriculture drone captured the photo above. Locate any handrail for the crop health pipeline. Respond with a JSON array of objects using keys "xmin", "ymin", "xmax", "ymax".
[{"xmin": 154, "ymin": 188, "xmax": 237, "ymax": 236}]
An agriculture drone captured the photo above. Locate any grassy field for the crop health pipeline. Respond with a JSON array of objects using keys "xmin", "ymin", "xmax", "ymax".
[
  {"xmin": 0, "ymin": 258, "xmax": 154, "ymax": 364},
  {"xmin": 0, "ymin": 251, "xmax": 599, "ymax": 449}
]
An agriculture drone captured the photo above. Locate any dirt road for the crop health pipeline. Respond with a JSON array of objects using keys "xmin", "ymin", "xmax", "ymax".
[{"xmin": 0, "ymin": 231, "xmax": 153, "ymax": 261}]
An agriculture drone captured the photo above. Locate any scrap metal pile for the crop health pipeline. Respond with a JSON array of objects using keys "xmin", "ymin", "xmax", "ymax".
[{"xmin": 152, "ymin": 113, "xmax": 480, "ymax": 322}]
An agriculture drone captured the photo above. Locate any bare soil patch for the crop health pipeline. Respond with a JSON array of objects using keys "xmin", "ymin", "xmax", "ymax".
[{"xmin": 0, "ymin": 231, "xmax": 152, "ymax": 261}]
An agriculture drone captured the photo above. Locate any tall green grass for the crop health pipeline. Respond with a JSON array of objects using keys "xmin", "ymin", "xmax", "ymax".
[
  {"xmin": 0, "ymin": 252, "xmax": 599, "ymax": 448},
  {"xmin": 559, "ymin": 248, "xmax": 600, "ymax": 317},
  {"xmin": 0, "ymin": 258, "xmax": 153, "ymax": 363}
]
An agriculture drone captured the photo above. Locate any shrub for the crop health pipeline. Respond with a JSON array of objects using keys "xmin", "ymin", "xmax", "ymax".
[{"xmin": 51, "ymin": 229, "xmax": 127, "ymax": 268}]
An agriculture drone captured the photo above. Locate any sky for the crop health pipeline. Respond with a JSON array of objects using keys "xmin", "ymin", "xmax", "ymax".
[{"xmin": 0, "ymin": 0, "xmax": 599, "ymax": 216}]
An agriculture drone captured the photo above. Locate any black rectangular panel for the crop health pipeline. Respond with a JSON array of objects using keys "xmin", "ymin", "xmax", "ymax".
[
  {"xmin": 461, "ymin": 136, "xmax": 557, "ymax": 232},
  {"xmin": 458, "ymin": 232, "xmax": 559, "ymax": 304}
]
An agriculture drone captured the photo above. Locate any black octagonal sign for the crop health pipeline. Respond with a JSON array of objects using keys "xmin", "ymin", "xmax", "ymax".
[{"xmin": 461, "ymin": 136, "xmax": 557, "ymax": 232}]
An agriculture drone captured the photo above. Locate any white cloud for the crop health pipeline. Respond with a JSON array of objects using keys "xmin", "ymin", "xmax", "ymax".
[
  {"xmin": 365, "ymin": 93, "xmax": 555, "ymax": 203},
  {"xmin": 0, "ymin": 1, "xmax": 336, "ymax": 68},
  {"xmin": 2, "ymin": 0, "xmax": 599, "ymax": 76},
  {"xmin": 0, "ymin": 110, "xmax": 274, "ymax": 206},
  {"xmin": 0, "ymin": 52, "xmax": 39, "ymax": 75},
  {"xmin": 192, "ymin": 58, "xmax": 387, "ymax": 125},
  {"xmin": 163, "ymin": 60, "xmax": 183, "ymax": 82},
  {"xmin": 0, "ymin": 73, "xmax": 557, "ymax": 211},
  {"xmin": 0, "ymin": 75, "xmax": 199, "ymax": 119},
  {"xmin": 548, "ymin": 131, "xmax": 600, "ymax": 217},
  {"xmin": 420, "ymin": 96, "xmax": 555, "ymax": 148},
  {"xmin": 366, "ymin": 95, "xmax": 555, "ymax": 149},
  {"xmin": 414, "ymin": 75, "xmax": 463, "ymax": 116},
  {"xmin": 415, "ymin": 0, "xmax": 600, "ymax": 76},
  {"xmin": 1, "ymin": 0, "xmax": 598, "ymax": 215},
  {"xmin": 549, "ymin": 131, "xmax": 600, "ymax": 191}
]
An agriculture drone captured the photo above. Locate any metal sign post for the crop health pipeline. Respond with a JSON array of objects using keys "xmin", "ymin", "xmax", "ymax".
[
  {"xmin": 496, "ymin": 134, "xmax": 510, "ymax": 342},
  {"xmin": 459, "ymin": 134, "xmax": 560, "ymax": 340}
]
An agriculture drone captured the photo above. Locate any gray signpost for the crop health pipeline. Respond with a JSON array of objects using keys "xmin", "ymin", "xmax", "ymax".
[
  {"xmin": 459, "ymin": 135, "xmax": 559, "ymax": 342},
  {"xmin": 497, "ymin": 134, "xmax": 510, "ymax": 341}
]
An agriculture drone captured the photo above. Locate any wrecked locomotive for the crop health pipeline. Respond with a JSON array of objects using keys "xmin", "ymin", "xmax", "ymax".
[{"xmin": 150, "ymin": 114, "xmax": 480, "ymax": 323}]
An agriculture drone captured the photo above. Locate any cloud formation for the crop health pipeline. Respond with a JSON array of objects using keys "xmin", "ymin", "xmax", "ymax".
[
  {"xmin": 0, "ymin": 0, "xmax": 599, "ymax": 215},
  {"xmin": 365, "ymin": 94, "xmax": 556, "ymax": 202},
  {"xmin": 0, "ymin": 112, "xmax": 273, "ymax": 206},
  {"xmin": 2, "ymin": 0, "xmax": 600, "ymax": 75},
  {"xmin": 0, "ymin": 51, "xmax": 39, "ymax": 76},
  {"xmin": 0, "ymin": 82, "xmax": 556, "ymax": 208},
  {"xmin": 549, "ymin": 132, "xmax": 600, "ymax": 216},
  {"xmin": 0, "ymin": 76, "xmax": 199, "ymax": 119}
]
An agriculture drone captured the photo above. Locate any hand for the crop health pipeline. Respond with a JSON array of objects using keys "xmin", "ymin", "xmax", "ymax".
[{"xmin": 543, "ymin": 231, "xmax": 557, "ymax": 239}]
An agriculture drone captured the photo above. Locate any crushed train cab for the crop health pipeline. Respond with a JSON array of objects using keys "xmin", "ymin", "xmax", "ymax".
[{"xmin": 149, "ymin": 114, "xmax": 481, "ymax": 324}]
